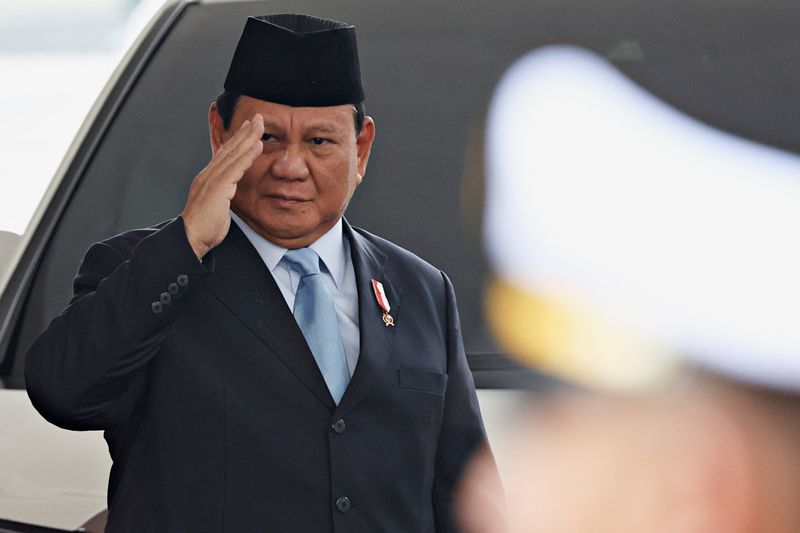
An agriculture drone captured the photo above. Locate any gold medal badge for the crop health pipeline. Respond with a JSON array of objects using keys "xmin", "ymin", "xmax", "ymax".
[{"xmin": 371, "ymin": 279, "xmax": 394, "ymax": 327}]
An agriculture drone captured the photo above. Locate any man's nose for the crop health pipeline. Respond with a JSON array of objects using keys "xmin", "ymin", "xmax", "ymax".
[{"xmin": 271, "ymin": 145, "xmax": 310, "ymax": 180}]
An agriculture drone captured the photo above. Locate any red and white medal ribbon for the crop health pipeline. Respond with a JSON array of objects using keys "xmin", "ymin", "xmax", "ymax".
[{"xmin": 371, "ymin": 279, "xmax": 395, "ymax": 327}]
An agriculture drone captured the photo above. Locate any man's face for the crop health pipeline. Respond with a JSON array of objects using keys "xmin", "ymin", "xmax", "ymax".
[{"xmin": 210, "ymin": 95, "xmax": 375, "ymax": 248}]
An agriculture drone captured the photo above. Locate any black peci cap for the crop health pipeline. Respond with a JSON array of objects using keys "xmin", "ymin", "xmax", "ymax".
[{"xmin": 223, "ymin": 14, "xmax": 365, "ymax": 107}]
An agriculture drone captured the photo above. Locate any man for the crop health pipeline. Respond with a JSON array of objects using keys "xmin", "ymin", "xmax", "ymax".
[{"xmin": 25, "ymin": 14, "xmax": 490, "ymax": 532}]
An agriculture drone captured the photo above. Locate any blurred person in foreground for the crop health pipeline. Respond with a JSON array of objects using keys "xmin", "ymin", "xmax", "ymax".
[
  {"xmin": 25, "ymin": 14, "xmax": 493, "ymax": 532},
  {"xmin": 456, "ymin": 45, "xmax": 800, "ymax": 533}
]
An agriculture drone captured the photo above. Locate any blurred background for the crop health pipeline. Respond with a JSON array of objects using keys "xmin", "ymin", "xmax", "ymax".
[{"xmin": 0, "ymin": 0, "xmax": 162, "ymax": 236}]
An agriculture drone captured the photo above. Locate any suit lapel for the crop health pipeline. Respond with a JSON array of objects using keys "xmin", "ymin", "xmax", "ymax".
[
  {"xmin": 338, "ymin": 221, "xmax": 403, "ymax": 414},
  {"xmin": 201, "ymin": 223, "xmax": 335, "ymax": 409}
]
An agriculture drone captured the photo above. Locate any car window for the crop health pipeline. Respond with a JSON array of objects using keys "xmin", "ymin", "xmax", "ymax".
[{"xmin": 5, "ymin": 0, "xmax": 800, "ymax": 387}]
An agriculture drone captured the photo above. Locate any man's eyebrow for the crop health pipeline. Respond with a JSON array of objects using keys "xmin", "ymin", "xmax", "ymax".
[
  {"xmin": 305, "ymin": 123, "xmax": 345, "ymax": 135},
  {"xmin": 261, "ymin": 120, "xmax": 286, "ymax": 132}
]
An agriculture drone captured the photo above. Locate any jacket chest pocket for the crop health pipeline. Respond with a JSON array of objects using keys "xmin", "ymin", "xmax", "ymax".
[{"xmin": 397, "ymin": 367, "xmax": 447, "ymax": 394}]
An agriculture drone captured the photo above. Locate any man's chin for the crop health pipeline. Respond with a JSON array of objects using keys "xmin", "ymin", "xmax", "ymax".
[
  {"xmin": 256, "ymin": 222, "xmax": 330, "ymax": 248},
  {"xmin": 235, "ymin": 208, "xmax": 340, "ymax": 247}
]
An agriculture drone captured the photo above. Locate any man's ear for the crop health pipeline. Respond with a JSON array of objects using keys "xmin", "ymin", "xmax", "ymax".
[
  {"xmin": 208, "ymin": 102, "xmax": 227, "ymax": 154},
  {"xmin": 356, "ymin": 116, "xmax": 376, "ymax": 181}
]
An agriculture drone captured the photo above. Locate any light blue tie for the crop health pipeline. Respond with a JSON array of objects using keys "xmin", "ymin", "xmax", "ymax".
[{"xmin": 282, "ymin": 248, "xmax": 350, "ymax": 404}]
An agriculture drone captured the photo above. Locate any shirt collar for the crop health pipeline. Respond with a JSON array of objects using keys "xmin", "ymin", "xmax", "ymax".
[
  {"xmin": 308, "ymin": 218, "xmax": 347, "ymax": 290},
  {"xmin": 230, "ymin": 211, "xmax": 348, "ymax": 289}
]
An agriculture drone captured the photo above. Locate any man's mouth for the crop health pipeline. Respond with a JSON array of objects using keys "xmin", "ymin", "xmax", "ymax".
[{"xmin": 266, "ymin": 193, "xmax": 309, "ymax": 205}]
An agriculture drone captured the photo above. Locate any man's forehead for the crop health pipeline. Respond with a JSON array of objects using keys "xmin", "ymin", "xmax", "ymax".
[{"xmin": 236, "ymin": 96, "xmax": 354, "ymax": 128}]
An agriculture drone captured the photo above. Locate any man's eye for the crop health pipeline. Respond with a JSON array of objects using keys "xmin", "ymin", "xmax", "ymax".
[
  {"xmin": 261, "ymin": 133, "xmax": 276, "ymax": 142},
  {"xmin": 310, "ymin": 137, "xmax": 327, "ymax": 146}
]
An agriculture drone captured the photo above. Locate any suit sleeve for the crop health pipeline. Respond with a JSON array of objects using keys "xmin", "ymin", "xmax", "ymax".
[
  {"xmin": 25, "ymin": 217, "xmax": 209, "ymax": 431},
  {"xmin": 432, "ymin": 271, "xmax": 491, "ymax": 532}
]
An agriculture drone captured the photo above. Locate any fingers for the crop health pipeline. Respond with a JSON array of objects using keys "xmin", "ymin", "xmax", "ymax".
[
  {"xmin": 188, "ymin": 118, "xmax": 262, "ymax": 212},
  {"xmin": 205, "ymin": 114, "xmax": 264, "ymax": 174},
  {"xmin": 216, "ymin": 118, "xmax": 264, "ymax": 180},
  {"xmin": 181, "ymin": 114, "xmax": 265, "ymax": 259}
]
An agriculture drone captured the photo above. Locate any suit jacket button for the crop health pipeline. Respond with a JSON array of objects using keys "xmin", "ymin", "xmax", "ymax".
[
  {"xmin": 160, "ymin": 292, "xmax": 172, "ymax": 305},
  {"xmin": 335, "ymin": 496, "xmax": 351, "ymax": 512},
  {"xmin": 332, "ymin": 419, "xmax": 346, "ymax": 434},
  {"xmin": 177, "ymin": 274, "xmax": 189, "ymax": 287},
  {"xmin": 168, "ymin": 282, "xmax": 180, "ymax": 295},
  {"xmin": 151, "ymin": 301, "xmax": 163, "ymax": 314}
]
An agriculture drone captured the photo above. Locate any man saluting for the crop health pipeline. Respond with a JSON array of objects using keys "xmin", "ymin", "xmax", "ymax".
[{"xmin": 25, "ymin": 14, "xmax": 492, "ymax": 532}]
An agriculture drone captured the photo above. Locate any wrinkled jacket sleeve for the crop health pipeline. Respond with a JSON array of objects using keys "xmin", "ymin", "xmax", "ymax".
[
  {"xmin": 25, "ymin": 217, "xmax": 209, "ymax": 431},
  {"xmin": 432, "ymin": 271, "xmax": 494, "ymax": 532}
]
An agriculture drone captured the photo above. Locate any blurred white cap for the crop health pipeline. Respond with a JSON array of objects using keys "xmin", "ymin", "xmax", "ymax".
[{"xmin": 484, "ymin": 45, "xmax": 800, "ymax": 393}]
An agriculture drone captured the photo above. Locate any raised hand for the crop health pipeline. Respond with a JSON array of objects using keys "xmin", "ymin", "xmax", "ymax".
[{"xmin": 181, "ymin": 114, "xmax": 264, "ymax": 259}]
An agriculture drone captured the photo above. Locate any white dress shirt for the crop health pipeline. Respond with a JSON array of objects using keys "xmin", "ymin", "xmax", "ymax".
[{"xmin": 230, "ymin": 212, "xmax": 360, "ymax": 376}]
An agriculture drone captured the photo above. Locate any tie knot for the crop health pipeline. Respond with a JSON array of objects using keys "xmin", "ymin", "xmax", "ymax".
[{"xmin": 283, "ymin": 247, "xmax": 322, "ymax": 277}]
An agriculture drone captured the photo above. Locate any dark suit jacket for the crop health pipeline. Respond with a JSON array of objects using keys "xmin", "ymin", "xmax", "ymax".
[{"xmin": 25, "ymin": 217, "xmax": 486, "ymax": 532}]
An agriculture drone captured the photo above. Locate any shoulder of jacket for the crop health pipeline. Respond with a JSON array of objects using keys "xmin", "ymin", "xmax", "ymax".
[{"xmin": 349, "ymin": 224, "xmax": 445, "ymax": 280}]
